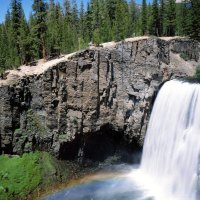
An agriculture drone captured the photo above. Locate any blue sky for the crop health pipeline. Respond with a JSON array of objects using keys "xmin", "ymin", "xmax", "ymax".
[{"xmin": 0, "ymin": 0, "xmax": 152, "ymax": 23}]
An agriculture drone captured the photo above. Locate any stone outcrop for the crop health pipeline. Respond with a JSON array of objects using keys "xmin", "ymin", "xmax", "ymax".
[{"xmin": 0, "ymin": 37, "xmax": 199, "ymax": 160}]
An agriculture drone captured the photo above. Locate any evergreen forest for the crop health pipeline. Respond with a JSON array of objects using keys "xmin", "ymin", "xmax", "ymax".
[{"xmin": 0, "ymin": 0, "xmax": 199, "ymax": 73}]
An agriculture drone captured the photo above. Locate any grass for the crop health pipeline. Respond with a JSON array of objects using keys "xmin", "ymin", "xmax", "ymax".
[
  {"xmin": 0, "ymin": 152, "xmax": 81, "ymax": 200},
  {"xmin": 0, "ymin": 152, "xmax": 41, "ymax": 200}
]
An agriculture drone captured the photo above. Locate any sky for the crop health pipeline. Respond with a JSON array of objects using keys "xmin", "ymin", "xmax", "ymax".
[{"xmin": 0, "ymin": 0, "xmax": 152, "ymax": 23}]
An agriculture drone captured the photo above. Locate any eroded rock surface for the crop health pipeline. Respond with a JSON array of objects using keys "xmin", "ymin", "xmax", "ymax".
[{"xmin": 0, "ymin": 37, "xmax": 199, "ymax": 159}]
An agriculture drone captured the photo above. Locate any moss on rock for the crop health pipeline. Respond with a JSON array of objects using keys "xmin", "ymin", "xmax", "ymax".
[
  {"xmin": 0, "ymin": 152, "xmax": 80, "ymax": 200},
  {"xmin": 0, "ymin": 153, "xmax": 41, "ymax": 200}
]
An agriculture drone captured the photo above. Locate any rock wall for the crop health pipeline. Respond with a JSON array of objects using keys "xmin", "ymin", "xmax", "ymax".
[{"xmin": 0, "ymin": 37, "xmax": 199, "ymax": 159}]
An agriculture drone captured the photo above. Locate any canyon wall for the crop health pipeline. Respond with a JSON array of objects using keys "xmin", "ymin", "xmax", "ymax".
[{"xmin": 0, "ymin": 37, "xmax": 199, "ymax": 160}]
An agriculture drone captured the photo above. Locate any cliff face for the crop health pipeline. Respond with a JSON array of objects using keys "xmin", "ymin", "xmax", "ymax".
[{"xmin": 0, "ymin": 37, "xmax": 199, "ymax": 159}]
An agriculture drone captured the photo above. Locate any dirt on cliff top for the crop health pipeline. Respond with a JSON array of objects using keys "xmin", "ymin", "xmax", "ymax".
[
  {"xmin": 0, "ymin": 36, "xmax": 196, "ymax": 86},
  {"xmin": 0, "ymin": 52, "xmax": 76, "ymax": 86},
  {"xmin": 100, "ymin": 36, "xmax": 186, "ymax": 49}
]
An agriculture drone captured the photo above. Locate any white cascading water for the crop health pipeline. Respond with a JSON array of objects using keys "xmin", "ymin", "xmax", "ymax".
[
  {"xmin": 44, "ymin": 79, "xmax": 200, "ymax": 200},
  {"xmin": 138, "ymin": 79, "xmax": 200, "ymax": 200}
]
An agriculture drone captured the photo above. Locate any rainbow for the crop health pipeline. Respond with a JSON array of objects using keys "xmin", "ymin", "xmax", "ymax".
[{"xmin": 42, "ymin": 169, "xmax": 139, "ymax": 200}]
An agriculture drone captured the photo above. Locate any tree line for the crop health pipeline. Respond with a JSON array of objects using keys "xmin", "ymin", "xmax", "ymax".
[{"xmin": 0, "ymin": 0, "xmax": 199, "ymax": 73}]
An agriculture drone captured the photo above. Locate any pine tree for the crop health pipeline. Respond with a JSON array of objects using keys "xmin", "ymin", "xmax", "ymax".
[
  {"xmin": 47, "ymin": 0, "xmax": 63, "ymax": 56},
  {"xmin": 0, "ymin": 25, "xmax": 8, "ymax": 72},
  {"xmin": 79, "ymin": 0, "xmax": 89, "ymax": 49},
  {"xmin": 62, "ymin": 0, "xmax": 77, "ymax": 53},
  {"xmin": 10, "ymin": 0, "xmax": 30, "ymax": 66},
  {"xmin": 107, "ymin": 0, "xmax": 118, "ymax": 27},
  {"xmin": 18, "ymin": 11, "xmax": 33, "ymax": 64},
  {"xmin": 84, "ymin": 3, "xmax": 93, "ymax": 42},
  {"xmin": 90, "ymin": 0, "xmax": 100, "ymax": 44},
  {"xmin": 190, "ymin": 0, "xmax": 200, "ymax": 40},
  {"xmin": 32, "ymin": 0, "xmax": 47, "ymax": 60},
  {"xmin": 64, "ymin": 0, "xmax": 71, "ymax": 19},
  {"xmin": 159, "ymin": 0, "xmax": 165, "ymax": 36},
  {"xmin": 133, "ymin": 4, "xmax": 142, "ymax": 36},
  {"xmin": 79, "ymin": 0, "xmax": 85, "ymax": 40},
  {"xmin": 11, "ymin": 0, "xmax": 23, "ymax": 55},
  {"xmin": 70, "ymin": 0, "xmax": 79, "ymax": 51},
  {"xmin": 90, "ymin": 0, "xmax": 111, "ymax": 44},
  {"xmin": 62, "ymin": 0, "xmax": 71, "ymax": 53},
  {"xmin": 71, "ymin": 0, "xmax": 79, "ymax": 31},
  {"xmin": 3, "ymin": 10, "xmax": 20, "ymax": 68},
  {"xmin": 129, "ymin": 0, "xmax": 136, "ymax": 35},
  {"xmin": 165, "ymin": 0, "xmax": 176, "ymax": 36},
  {"xmin": 99, "ymin": 0, "xmax": 112, "ymax": 42},
  {"xmin": 147, "ymin": 3, "xmax": 153, "ymax": 35},
  {"xmin": 0, "ymin": 0, "xmax": 197, "ymax": 72},
  {"xmin": 151, "ymin": 0, "xmax": 160, "ymax": 36},
  {"xmin": 113, "ymin": 0, "xmax": 130, "ymax": 41},
  {"xmin": 141, "ymin": 0, "xmax": 147, "ymax": 35},
  {"xmin": 181, "ymin": 0, "xmax": 200, "ymax": 39},
  {"xmin": 182, "ymin": 0, "xmax": 191, "ymax": 36}
]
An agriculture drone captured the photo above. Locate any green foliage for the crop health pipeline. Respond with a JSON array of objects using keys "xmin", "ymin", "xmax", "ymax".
[
  {"xmin": 46, "ymin": 1, "xmax": 62, "ymax": 55},
  {"xmin": 0, "ymin": 152, "xmax": 78, "ymax": 200},
  {"xmin": 113, "ymin": 0, "xmax": 130, "ymax": 41},
  {"xmin": 151, "ymin": 0, "xmax": 159, "ymax": 36},
  {"xmin": 165, "ymin": 0, "xmax": 176, "ymax": 36},
  {"xmin": 0, "ymin": 153, "xmax": 41, "ymax": 200},
  {"xmin": 159, "ymin": 0, "xmax": 165, "ymax": 36},
  {"xmin": 190, "ymin": 0, "xmax": 200, "ymax": 40},
  {"xmin": 141, "ymin": 0, "xmax": 147, "ymax": 35},
  {"xmin": 176, "ymin": 1, "xmax": 185, "ymax": 35},
  {"xmin": 0, "ymin": 152, "xmax": 80, "ymax": 200},
  {"xmin": 0, "ymin": 0, "xmax": 200, "ymax": 74},
  {"xmin": 93, "ymin": 28, "xmax": 101, "ymax": 45},
  {"xmin": 129, "ymin": 1, "xmax": 135, "ymax": 29},
  {"xmin": 32, "ymin": 0, "xmax": 47, "ymax": 59}
]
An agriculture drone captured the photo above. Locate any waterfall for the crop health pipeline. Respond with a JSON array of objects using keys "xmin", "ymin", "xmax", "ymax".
[
  {"xmin": 43, "ymin": 79, "xmax": 200, "ymax": 200},
  {"xmin": 140, "ymin": 80, "xmax": 200, "ymax": 200}
]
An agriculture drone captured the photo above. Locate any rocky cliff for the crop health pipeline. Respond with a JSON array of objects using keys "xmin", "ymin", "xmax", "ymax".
[{"xmin": 0, "ymin": 37, "xmax": 199, "ymax": 161}]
